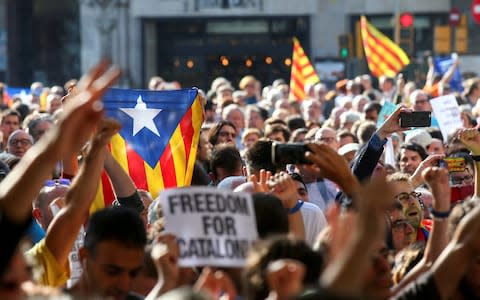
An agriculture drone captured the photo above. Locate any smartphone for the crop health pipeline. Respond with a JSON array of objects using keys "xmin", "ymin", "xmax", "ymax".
[
  {"xmin": 271, "ymin": 143, "xmax": 311, "ymax": 166},
  {"xmin": 399, "ymin": 111, "xmax": 431, "ymax": 128}
]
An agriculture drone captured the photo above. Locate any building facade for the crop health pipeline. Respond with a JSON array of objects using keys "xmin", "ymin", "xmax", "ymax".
[{"xmin": 8, "ymin": 0, "xmax": 478, "ymax": 88}]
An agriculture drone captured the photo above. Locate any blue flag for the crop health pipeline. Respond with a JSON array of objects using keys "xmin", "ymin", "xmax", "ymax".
[{"xmin": 434, "ymin": 56, "xmax": 463, "ymax": 92}]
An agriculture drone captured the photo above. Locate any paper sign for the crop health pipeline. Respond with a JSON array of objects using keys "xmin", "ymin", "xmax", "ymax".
[
  {"xmin": 430, "ymin": 95, "xmax": 463, "ymax": 142},
  {"xmin": 159, "ymin": 187, "xmax": 258, "ymax": 267},
  {"xmin": 376, "ymin": 102, "xmax": 397, "ymax": 128}
]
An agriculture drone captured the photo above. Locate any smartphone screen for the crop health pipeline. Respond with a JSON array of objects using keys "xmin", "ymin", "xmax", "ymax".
[{"xmin": 399, "ymin": 111, "xmax": 431, "ymax": 128}]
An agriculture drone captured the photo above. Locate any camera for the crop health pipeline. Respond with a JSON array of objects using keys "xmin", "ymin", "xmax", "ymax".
[{"xmin": 271, "ymin": 143, "xmax": 311, "ymax": 165}]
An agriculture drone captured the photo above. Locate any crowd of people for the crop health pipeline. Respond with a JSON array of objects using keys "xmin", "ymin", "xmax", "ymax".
[{"xmin": 1, "ymin": 56, "xmax": 480, "ymax": 300}]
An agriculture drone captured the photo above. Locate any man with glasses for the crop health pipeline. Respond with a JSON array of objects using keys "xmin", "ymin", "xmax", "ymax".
[
  {"xmin": 387, "ymin": 201, "xmax": 415, "ymax": 253},
  {"xmin": 314, "ymin": 128, "xmax": 339, "ymax": 151},
  {"xmin": 387, "ymin": 173, "xmax": 431, "ymax": 244},
  {"xmin": 6, "ymin": 129, "xmax": 33, "ymax": 158}
]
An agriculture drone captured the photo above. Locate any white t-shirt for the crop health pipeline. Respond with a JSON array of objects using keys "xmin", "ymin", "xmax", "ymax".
[
  {"xmin": 300, "ymin": 201, "xmax": 327, "ymax": 247},
  {"xmin": 306, "ymin": 179, "xmax": 338, "ymax": 212}
]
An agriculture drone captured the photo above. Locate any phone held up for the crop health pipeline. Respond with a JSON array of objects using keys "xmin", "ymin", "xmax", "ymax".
[
  {"xmin": 271, "ymin": 143, "xmax": 311, "ymax": 166},
  {"xmin": 399, "ymin": 111, "xmax": 431, "ymax": 128}
]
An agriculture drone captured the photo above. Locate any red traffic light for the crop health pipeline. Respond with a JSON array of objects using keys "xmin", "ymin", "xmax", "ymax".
[{"xmin": 400, "ymin": 12, "xmax": 414, "ymax": 28}]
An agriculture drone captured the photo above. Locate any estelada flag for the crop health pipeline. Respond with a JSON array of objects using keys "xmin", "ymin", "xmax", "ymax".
[
  {"xmin": 289, "ymin": 37, "xmax": 320, "ymax": 101},
  {"xmin": 90, "ymin": 88, "xmax": 204, "ymax": 212},
  {"xmin": 360, "ymin": 16, "xmax": 410, "ymax": 78}
]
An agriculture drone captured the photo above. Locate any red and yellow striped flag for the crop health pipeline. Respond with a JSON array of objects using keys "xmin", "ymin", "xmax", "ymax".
[
  {"xmin": 289, "ymin": 37, "xmax": 320, "ymax": 101},
  {"xmin": 360, "ymin": 16, "xmax": 410, "ymax": 78},
  {"xmin": 89, "ymin": 88, "xmax": 204, "ymax": 213}
]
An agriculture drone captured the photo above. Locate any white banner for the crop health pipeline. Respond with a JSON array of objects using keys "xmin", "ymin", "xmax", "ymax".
[
  {"xmin": 430, "ymin": 95, "xmax": 463, "ymax": 142},
  {"xmin": 159, "ymin": 187, "xmax": 258, "ymax": 267}
]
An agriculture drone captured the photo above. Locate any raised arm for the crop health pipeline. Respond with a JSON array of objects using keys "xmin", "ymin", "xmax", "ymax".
[
  {"xmin": 45, "ymin": 119, "xmax": 120, "ymax": 269},
  {"xmin": 0, "ymin": 62, "xmax": 120, "ymax": 275},
  {"xmin": 352, "ymin": 105, "xmax": 409, "ymax": 182},
  {"xmin": 104, "ymin": 150, "xmax": 137, "ymax": 198},
  {"xmin": 393, "ymin": 167, "xmax": 450, "ymax": 294},
  {"xmin": 319, "ymin": 177, "xmax": 395, "ymax": 296},
  {"xmin": 306, "ymin": 143, "xmax": 359, "ymax": 197},
  {"xmin": 424, "ymin": 56, "xmax": 435, "ymax": 88},
  {"xmin": 268, "ymin": 172, "xmax": 306, "ymax": 240},
  {"xmin": 439, "ymin": 56, "xmax": 459, "ymax": 86},
  {"xmin": 426, "ymin": 198, "xmax": 480, "ymax": 300},
  {"xmin": 0, "ymin": 61, "xmax": 120, "ymax": 223}
]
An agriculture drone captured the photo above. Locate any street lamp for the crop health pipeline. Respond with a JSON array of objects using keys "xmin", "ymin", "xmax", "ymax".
[
  {"xmin": 79, "ymin": 0, "xmax": 129, "ymax": 58},
  {"xmin": 80, "ymin": 0, "xmax": 130, "ymax": 86}
]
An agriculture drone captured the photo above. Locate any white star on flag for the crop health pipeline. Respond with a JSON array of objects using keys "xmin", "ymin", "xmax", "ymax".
[{"xmin": 120, "ymin": 95, "xmax": 162, "ymax": 137}]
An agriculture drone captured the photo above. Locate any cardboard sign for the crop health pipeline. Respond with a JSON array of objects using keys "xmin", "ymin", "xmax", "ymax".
[
  {"xmin": 429, "ymin": 95, "xmax": 463, "ymax": 142},
  {"xmin": 159, "ymin": 187, "xmax": 258, "ymax": 267}
]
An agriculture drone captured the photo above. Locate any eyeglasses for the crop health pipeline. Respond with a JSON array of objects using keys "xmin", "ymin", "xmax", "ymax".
[
  {"xmin": 319, "ymin": 137, "xmax": 335, "ymax": 144},
  {"xmin": 450, "ymin": 169, "xmax": 474, "ymax": 186},
  {"xmin": 9, "ymin": 139, "xmax": 32, "ymax": 146},
  {"xmin": 414, "ymin": 99, "xmax": 429, "ymax": 104},
  {"xmin": 451, "ymin": 174, "xmax": 474, "ymax": 186},
  {"xmin": 394, "ymin": 191, "xmax": 422, "ymax": 203},
  {"xmin": 44, "ymin": 178, "xmax": 71, "ymax": 187}
]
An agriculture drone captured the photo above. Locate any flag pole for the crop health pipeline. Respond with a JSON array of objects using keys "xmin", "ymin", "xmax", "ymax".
[{"xmin": 393, "ymin": 0, "xmax": 401, "ymax": 45}]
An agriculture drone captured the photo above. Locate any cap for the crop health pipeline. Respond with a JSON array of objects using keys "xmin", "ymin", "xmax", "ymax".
[
  {"xmin": 405, "ymin": 129, "xmax": 432, "ymax": 150},
  {"xmin": 338, "ymin": 143, "xmax": 360, "ymax": 156}
]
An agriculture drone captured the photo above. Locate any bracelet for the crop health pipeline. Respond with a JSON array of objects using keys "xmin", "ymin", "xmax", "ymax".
[
  {"xmin": 287, "ymin": 201, "xmax": 304, "ymax": 215},
  {"xmin": 430, "ymin": 208, "xmax": 451, "ymax": 219}
]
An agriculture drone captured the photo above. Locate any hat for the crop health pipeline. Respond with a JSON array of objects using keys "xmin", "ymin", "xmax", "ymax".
[
  {"xmin": 405, "ymin": 129, "xmax": 432, "ymax": 150},
  {"xmin": 338, "ymin": 143, "xmax": 360, "ymax": 156}
]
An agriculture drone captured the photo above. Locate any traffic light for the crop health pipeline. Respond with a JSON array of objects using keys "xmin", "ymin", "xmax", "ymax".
[
  {"xmin": 395, "ymin": 12, "xmax": 414, "ymax": 56},
  {"xmin": 338, "ymin": 34, "xmax": 352, "ymax": 58},
  {"xmin": 400, "ymin": 12, "xmax": 414, "ymax": 28},
  {"xmin": 399, "ymin": 27, "xmax": 414, "ymax": 55},
  {"xmin": 455, "ymin": 14, "xmax": 468, "ymax": 53},
  {"xmin": 434, "ymin": 25, "xmax": 452, "ymax": 54}
]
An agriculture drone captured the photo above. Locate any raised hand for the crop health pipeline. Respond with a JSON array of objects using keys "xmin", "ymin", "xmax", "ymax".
[
  {"xmin": 305, "ymin": 143, "xmax": 359, "ymax": 196},
  {"xmin": 250, "ymin": 169, "xmax": 272, "ymax": 193},
  {"xmin": 149, "ymin": 234, "xmax": 180, "ymax": 295},
  {"xmin": 268, "ymin": 172, "xmax": 299, "ymax": 209},
  {"xmin": 376, "ymin": 105, "xmax": 412, "ymax": 140},
  {"xmin": 50, "ymin": 61, "xmax": 121, "ymax": 160},
  {"xmin": 194, "ymin": 267, "xmax": 237, "ymax": 300},
  {"xmin": 458, "ymin": 128, "xmax": 480, "ymax": 155},
  {"xmin": 265, "ymin": 259, "xmax": 306, "ymax": 300},
  {"xmin": 422, "ymin": 167, "xmax": 450, "ymax": 212},
  {"xmin": 410, "ymin": 154, "xmax": 445, "ymax": 188}
]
